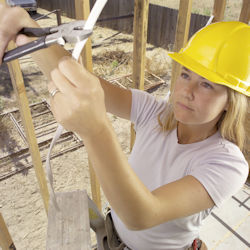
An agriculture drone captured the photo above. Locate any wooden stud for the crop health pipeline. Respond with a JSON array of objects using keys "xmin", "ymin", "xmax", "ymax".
[
  {"xmin": 212, "ymin": 0, "xmax": 227, "ymax": 22},
  {"xmin": 131, "ymin": 0, "xmax": 149, "ymax": 150},
  {"xmin": 170, "ymin": 0, "xmax": 193, "ymax": 92},
  {"xmin": 6, "ymin": 42, "xmax": 49, "ymax": 213},
  {"xmin": 75, "ymin": 0, "xmax": 93, "ymax": 71},
  {"xmin": 74, "ymin": 0, "xmax": 102, "ymax": 211},
  {"xmin": 239, "ymin": 0, "xmax": 250, "ymax": 24},
  {"xmin": 0, "ymin": 213, "xmax": 16, "ymax": 250},
  {"xmin": 132, "ymin": 0, "xmax": 149, "ymax": 90}
]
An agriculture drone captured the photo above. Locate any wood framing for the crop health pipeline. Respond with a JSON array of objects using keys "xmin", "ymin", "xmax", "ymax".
[
  {"xmin": 0, "ymin": 213, "xmax": 16, "ymax": 250},
  {"xmin": 74, "ymin": 0, "xmax": 102, "ymax": 211},
  {"xmin": 212, "ymin": 0, "xmax": 226, "ymax": 22},
  {"xmin": 132, "ymin": 0, "xmax": 149, "ymax": 90},
  {"xmin": 131, "ymin": 0, "xmax": 149, "ymax": 148},
  {"xmin": 239, "ymin": 0, "xmax": 250, "ymax": 24},
  {"xmin": 75, "ymin": 0, "xmax": 93, "ymax": 70},
  {"xmin": 170, "ymin": 0, "xmax": 193, "ymax": 91},
  {"xmin": 7, "ymin": 42, "xmax": 49, "ymax": 213}
]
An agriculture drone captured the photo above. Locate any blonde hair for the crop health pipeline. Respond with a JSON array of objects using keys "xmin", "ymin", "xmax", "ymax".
[{"xmin": 158, "ymin": 88, "xmax": 249, "ymax": 151}]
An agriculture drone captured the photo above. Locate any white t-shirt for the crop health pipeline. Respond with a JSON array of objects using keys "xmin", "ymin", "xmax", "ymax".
[{"xmin": 111, "ymin": 89, "xmax": 249, "ymax": 250}]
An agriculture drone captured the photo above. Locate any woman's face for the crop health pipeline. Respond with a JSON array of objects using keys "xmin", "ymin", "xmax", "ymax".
[{"xmin": 172, "ymin": 67, "xmax": 228, "ymax": 126}]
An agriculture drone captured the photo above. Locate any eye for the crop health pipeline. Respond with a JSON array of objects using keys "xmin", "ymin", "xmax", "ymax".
[
  {"xmin": 181, "ymin": 72, "xmax": 189, "ymax": 79},
  {"xmin": 201, "ymin": 82, "xmax": 213, "ymax": 89}
]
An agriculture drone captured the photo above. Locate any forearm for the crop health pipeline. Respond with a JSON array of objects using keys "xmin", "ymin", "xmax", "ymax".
[
  {"xmin": 82, "ymin": 120, "xmax": 158, "ymax": 230},
  {"xmin": 98, "ymin": 78, "xmax": 132, "ymax": 119}
]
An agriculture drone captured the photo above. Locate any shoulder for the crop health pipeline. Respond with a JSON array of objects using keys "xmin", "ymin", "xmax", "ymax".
[
  {"xmin": 189, "ymin": 134, "xmax": 249, "ymax": 207},
  {"xmin": 130, "ymin": 89, "xmax": 167, "ymax": 130}
]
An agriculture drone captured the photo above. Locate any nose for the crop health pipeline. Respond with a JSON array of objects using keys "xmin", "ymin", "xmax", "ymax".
[{"xmin": 182, "ymin": 81, "xmax": 195, "ymax": 100}]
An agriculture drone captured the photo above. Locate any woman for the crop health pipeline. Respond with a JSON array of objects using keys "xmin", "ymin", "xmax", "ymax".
[{"xmin": 0, "ymin": 4, "xmax": 249, "ymax": 250}]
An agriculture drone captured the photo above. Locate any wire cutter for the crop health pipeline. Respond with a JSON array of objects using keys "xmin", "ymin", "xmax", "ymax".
[{"xmin": 2, "ymin": 20, "xmax": 92, "ymax": 63}]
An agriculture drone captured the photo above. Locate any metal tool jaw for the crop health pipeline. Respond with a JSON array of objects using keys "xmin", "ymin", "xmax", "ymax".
[
  {"xmin": 2, "ymin": 20, "xmax": 92, "ymax": 63},
  {"xmin": 46, "ymin": 20, "xmax": 92, "ymax": 45}
]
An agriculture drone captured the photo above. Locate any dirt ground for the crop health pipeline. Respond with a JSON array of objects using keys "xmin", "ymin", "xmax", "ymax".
[
  {"xmin": 1, "ymin": 2, "xmax": 248, "ymax": 249},
  {"xmin": 0, "ymin": 8, "xmax": 170, "ymax": 250}
]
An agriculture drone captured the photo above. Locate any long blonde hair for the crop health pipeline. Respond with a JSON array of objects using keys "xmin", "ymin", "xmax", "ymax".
[{"xmin": 158, "ymin": 88, "xmax": 249, "ymax": 151}]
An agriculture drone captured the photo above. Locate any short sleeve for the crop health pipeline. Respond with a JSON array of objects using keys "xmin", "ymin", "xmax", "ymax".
[
  {"xmin": 189, "ymin": 146, "xmax": 249, "ymax": 208},
  {"xmin": 130, "ymin": 88, "xmax": 166, "ymax": 131}
]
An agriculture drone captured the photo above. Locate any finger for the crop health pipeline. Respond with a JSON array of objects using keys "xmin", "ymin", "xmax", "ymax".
[
  {"xmin": 49, "ymin": 90, "xmax": 68, "ymax": 124},
  {"xmin": 50, "ymin": 68, "xmax": 76, "ymax": 95},
  {"xmin": 48, "ymin": 81, "xmax": 60, "ymax": 95},
  {"xmin": 15, "ymin": 34, "xmax": 32, "ymax": 46},
  {"xmin": 58, "ymin": 56, "xmax": 93, "ymax": 88}
]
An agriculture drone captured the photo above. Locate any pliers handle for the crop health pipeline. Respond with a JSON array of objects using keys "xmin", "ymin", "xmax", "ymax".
[{"xmin": 2, "ymin": 20, "xmax": 92, "ymax": 63}]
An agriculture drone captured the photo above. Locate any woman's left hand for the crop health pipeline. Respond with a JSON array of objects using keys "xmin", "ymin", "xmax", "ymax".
[{"xmin": 48, "ymin": 57, "xmax": 108, "ymax": 139}]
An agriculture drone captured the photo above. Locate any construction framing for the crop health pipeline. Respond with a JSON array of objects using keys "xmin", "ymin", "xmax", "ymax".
[{"xmin": 0, "ymin": 0, "xmax": 249, "ymax": 249}]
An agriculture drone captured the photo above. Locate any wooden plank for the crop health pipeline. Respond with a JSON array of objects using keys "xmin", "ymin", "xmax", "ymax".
[
  {"xmin": 0, "ymin": 213, "xmax": 16, "ymax": 250},
  {"xmin": 75, "ymin": 0, "xmax": 93, "ymax": 71},
  {"xmin": 75, "ymin": 0, "xmax": 102, "ymax": 211},
  {"xmin": 6, "ymin": 42, "xmax": 49, "ymax": 213},
  {"xmin": 239, "ymin": 0, "xmax": 250, "ymax": 24},
  {"xmin": 170, "ymin": 0, "xmax": 193, "ymax": 91},
  {"xmin": 131, "ymin": 0, "xmax": 149, "ymax": 150},
  {"xmin": 132, "ymin": 0, "xmax": 149, "ymax": 90},
  {"xmin": 212, "ymin": 0, "xmax": 227, "ymax": 22},
  {"xmin": 47, "ymin": 190, "xmax": 91, "ymax": 250}
]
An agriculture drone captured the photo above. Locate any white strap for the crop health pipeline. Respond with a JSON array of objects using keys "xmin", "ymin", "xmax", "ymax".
[{"xmin": 45, "ymin": 0, "xmax": 108, "ymax": 210}]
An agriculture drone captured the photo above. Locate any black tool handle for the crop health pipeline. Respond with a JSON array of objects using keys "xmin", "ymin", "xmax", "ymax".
[
  {"xmin": 19, "ymin": 27, "xmax": 52, "ymax": 37},
  {"xmin": 2, "ymin": 37, "xmax": 47, "ymax": 63}
]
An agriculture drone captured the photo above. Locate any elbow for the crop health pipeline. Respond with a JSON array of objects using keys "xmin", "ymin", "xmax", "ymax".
[{"xmin": 123, "ymin": 214, "xmax": 156, "ymax": 231}]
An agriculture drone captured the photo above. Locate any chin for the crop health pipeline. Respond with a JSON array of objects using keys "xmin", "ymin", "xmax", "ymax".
[{"xmin": 174, "ymin": 112, "xmax": 195, "ymax": 124}]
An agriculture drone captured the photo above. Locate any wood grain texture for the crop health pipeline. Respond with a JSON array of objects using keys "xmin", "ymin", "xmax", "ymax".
[
  {"xmin": 239, "ymin": 0, "xmax": 250, "ymax": 24},
  {"xmin": 47, "ymin": 190, "xmax": 91, "ymax": 250},
  {"xmin": 212, "ymin": 0, "xmax": 226, "ymax": 22},
  {"xmin": 0, "ymin": 213, "xmax": 16, "ymax": 250},
  {"xmin": 6, "ymin": 41, "xmax": 49, "ymax": 213}
]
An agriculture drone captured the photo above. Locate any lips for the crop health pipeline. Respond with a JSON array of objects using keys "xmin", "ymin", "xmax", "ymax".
[{"xmin": 177, "ymin": 102, "xmax": 194, "ymax": 111}]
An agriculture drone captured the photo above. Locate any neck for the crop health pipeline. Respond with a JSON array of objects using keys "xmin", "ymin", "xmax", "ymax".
[{"xmin": 177, "ymin": 122, "xmax": 218, "ymax": 144}]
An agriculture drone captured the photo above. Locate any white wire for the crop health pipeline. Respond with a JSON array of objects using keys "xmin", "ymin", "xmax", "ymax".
[
  {"xmin": 72, "ymin": 0, "xmax": 108, "ymax": 60},
  {"xmin": 46, "ymin": 0, "xmax": 108, "ymax": 210}
]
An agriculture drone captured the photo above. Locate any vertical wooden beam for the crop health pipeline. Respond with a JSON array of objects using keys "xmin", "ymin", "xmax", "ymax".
[
  {"xmin": 75, "ymin": 0, "xmax": 93, "ymax": 71},
  {"xmin": 0, "ymin": 213, "xmax": 16, "ymax": 250},
  {"xmin": 7, "ymin": 42, "xmax": 49, "ymax": 213},
  {"xmin": 239, "ymin": 0, "xmax": 250, "ymax": 24},
  {"xmin": 212, "ymin": 0, "xmax": 227, "ymax": 22},
  {"xmin": 170, "ymin": 0, "xmax": 193, "ymax": 91},
  {"xmin": 74, "ymin": 0, "xmax": 102, "ymax": 211},
  {"xmin": 132, "ymin": 0, "xmax": 149, "ymax": 90},
  {"xmin": 131, "ymin": 0, "xmax": 149, "ymax": 149}
]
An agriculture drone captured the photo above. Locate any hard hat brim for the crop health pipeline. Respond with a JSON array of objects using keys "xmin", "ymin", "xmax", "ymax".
[{"xmin": 168, "ymin": 52, "xmax": 250, "ymax": 97}]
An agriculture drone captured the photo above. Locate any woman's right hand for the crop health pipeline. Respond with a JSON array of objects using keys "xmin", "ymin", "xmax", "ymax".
[{"xmin": 0, "ymin": 3, "xmax": 36, "ymax": 65}]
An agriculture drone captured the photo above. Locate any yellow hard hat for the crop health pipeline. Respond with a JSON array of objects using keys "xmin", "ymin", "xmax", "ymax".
[{"xmin": 168, "ymin": 21, "xmax": 250, "ymax": 96}]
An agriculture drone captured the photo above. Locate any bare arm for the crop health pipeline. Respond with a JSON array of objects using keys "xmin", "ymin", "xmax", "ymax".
[{"xmin": 49, "ymin": 58, "xmax": 215, "ymax": 230}]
